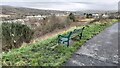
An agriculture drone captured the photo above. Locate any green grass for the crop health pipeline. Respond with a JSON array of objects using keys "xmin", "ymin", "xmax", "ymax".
[{"xmin": 2, "ymin": 19, "xmax": 118, "ymax": 66}]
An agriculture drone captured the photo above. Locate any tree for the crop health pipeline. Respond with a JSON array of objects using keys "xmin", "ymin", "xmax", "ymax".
[
  {"xmin": 68, "ymin": 13, "xmax": 76, "ymax": 22},
  {"xmin": 86, "ymin": 13, "xmax": 92, "ymax": 18}
]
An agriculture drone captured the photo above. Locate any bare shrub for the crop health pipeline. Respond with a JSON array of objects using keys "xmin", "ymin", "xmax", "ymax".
[{"xmin": 33, "ymin": 15, "xmax": 72, "ymax": 38}]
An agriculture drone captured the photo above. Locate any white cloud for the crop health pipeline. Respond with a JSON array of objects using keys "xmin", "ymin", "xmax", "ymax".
[
  {"xmin": 1, "ymin": 0, "xmax": 68, "ymax": 2},
  {"xmin": 25, "ymin": 3, "xmax": 88, "ymax": 11},
  {"xmin": 1, "ymin": 0, "xmax": 119, "ymax": 3},
  {"xmin": 0, "ymin": 0, "xmax": 119, "ymax": 11}
]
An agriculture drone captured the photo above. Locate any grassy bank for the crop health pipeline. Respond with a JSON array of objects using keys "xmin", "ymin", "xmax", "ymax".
[{"xmin": 2, "ymin": 19, "xmax": 118, "ymax": 66}]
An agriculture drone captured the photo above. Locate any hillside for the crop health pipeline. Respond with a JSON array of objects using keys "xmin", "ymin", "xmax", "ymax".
[
  {"xmin": 0, "ymin": 5, "xmax": 70, "ymax": 21},
  {"xmin": 1, "ymin": 5, "xmax": 68, "ymax": 15}
]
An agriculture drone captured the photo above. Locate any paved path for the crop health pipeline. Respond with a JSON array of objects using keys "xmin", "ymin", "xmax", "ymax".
[{"xmin": 64, "ymin": 23, "xmax": 119, "ymax": 66}]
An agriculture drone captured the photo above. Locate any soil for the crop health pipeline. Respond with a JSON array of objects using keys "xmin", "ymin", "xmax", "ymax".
[{"xmin": 27, "ymin": 19, "xmax": 93, "ymax": 44}]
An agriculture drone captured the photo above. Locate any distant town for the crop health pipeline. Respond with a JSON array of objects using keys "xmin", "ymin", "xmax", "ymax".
[{"xmin": 1, "ymin": 6, "xmax": 119, "ymax": 24}]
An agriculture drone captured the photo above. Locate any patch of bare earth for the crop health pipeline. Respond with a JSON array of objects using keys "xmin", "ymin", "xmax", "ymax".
[{"xmin": 27, "ymin": 19, "xmax": 93, "ymax": 45}]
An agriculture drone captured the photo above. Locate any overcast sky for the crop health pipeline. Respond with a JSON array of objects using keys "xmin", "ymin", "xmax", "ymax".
[{"xmin": 0, "ymin": 0, "xmax": 119, "ymax": 11}]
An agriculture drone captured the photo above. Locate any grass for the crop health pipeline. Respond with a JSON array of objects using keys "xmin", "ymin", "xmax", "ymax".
[{"xmin": 2, "ymin": 19, "xmax": 118, "ymax": 66}]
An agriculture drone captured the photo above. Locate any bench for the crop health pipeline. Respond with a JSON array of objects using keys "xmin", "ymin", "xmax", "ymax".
[{"xmin": 58, "ymin": 27, "xmax": 85, "ymax": 47}]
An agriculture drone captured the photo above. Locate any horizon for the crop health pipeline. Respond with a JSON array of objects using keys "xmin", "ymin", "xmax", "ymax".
[{"xmin": 0, "ymin": 0, "xmax": 119, "ymax": 11}]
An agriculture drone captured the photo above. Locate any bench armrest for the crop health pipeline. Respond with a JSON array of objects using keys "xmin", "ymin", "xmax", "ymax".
[{"xmin": 58, "ymin": 35, "xmax": 68, "ymax": 38}]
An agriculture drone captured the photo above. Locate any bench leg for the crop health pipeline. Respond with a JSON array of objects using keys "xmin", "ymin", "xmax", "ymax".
[
  {"xmin": 58, "ymin": 36, "xmax": 61, "ymax": 44},
  {"xmin": 79, "ymin": 35, "xmax": 82, "ymax": 40},
  {"xmin": 63, "ymin": 41, "xmax": 69, "ymax": 47},
  {"xmin": 67, "ymin": 40, "xmax": 69, "ymax": 47},
  {"xmin": 67, "ymin": 41, "xmax": 69, "ymax": 47},
  {"xmin": 79, "ymin": 33, "xmax": 83, "ymax": 40},
  {"xmin": 58, "ymin": 39, "xmax": 60, "ymax": 43}
]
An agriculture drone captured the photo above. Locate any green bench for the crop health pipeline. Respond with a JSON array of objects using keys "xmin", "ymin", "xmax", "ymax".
[{"xmin": 58, "ymin": 27, "xmax": 85, "ymax": 47}]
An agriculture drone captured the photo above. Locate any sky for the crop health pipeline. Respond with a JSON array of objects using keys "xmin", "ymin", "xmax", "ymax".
[{"xmin": 0, "ymin": 0, "xmax": 119, "ymax": 11}]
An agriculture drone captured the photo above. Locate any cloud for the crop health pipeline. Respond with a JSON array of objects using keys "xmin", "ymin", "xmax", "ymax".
[
  {"xmin": 0, "ymin": 0, "xmax": 119, "ymax": 11},
  {"xmin": 1, "ymin": 0, "xmax": 119, "ymax": 3},
  {"xmin": 25, "ymin": 3, "xmax": 88, "ymax": 11}
]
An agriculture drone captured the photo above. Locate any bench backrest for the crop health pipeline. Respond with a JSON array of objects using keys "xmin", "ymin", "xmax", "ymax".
[
  {"xmin": 62, "ymin": 27, "xmax": 85, "ymax": 39},
  {"xmin": 73, "ymin": 27, "xmax": 85, "ymax": 34},
  {"xmin": 71, "ymin": 27, "xmax": 85, "ymax": 38}
]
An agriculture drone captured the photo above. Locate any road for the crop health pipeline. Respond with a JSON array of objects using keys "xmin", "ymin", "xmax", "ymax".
[{"xmin": 64, "ymin": 23, "xmax": 119, "ymax": 66}]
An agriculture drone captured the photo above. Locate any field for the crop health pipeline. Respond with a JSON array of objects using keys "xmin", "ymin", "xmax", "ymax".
[{"xmin": 2, "ymin": 19, "xmax": 118, "ymax": 66}]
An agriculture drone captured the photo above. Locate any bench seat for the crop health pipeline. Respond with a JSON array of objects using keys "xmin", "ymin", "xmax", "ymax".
[{"xmin": 58, "ymin": 27, "xmax": 85, "ymax": 46}]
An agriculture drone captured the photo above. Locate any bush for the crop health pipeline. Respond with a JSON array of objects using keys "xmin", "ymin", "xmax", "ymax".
[
  {"xmin": 68, "ymin": 13, "xmax": 76, "ymax": 22},
  {"xmin": 33, "ymin": 15, "xmax": 71, "ymax": 38},
  {"xmin": 2, "ymin": 22, "xmax": 34, "ymax": 51}
]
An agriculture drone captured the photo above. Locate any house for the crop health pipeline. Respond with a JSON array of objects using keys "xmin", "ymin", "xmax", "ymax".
[
  {"xmin": 102, "ymin": 14, "xmax": 109, "ymax": 18},
  {"xmin": 92, "ymin": 13, "xmax": 100, "ymax": 18}
]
